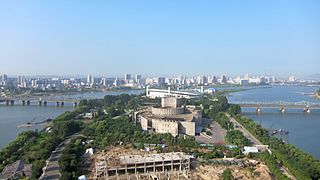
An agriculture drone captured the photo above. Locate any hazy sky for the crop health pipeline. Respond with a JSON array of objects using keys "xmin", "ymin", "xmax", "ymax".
[{"xmin": 0, "ymin": 1, "xmax": 319, "ymax": 77}]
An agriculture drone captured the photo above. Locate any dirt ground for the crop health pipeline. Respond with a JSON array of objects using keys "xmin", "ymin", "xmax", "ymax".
[
  {"xmin": 191, "ymin": 163, "xmax": 274, "ymax": 180},
  {"xmin": 81, "ymin": 146, "xmax": 274, "ymax": 180}
]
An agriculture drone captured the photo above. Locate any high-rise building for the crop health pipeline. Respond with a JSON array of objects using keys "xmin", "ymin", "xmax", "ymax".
[
  {"xmin": 289, "ymin": 76, "xmax": 296, "ymax": 82},
  {"xmin": 156, "ymin": 77, "xmax": 166, "ymax": 86},
  {"xmin": 221, "ymin": 75, "xmax": 227, "ymax": 84},
  {"xmin": 135, "ymin": 74, "xmax": 142, "ymax": 84},
  {"xmin": 87, "ymin": 75, "xmax": 94, "ymax": 86},
  {"xmin": 17, "ymin": 76, "xmax": 27, "ymax": 88},
  {"xmin": 0, "ymin": 74, "xmax": 8, "ymax": 86},
  {"xmin": 125, "ymin": 74, "xmax": 131, "ymax": 83},
  {"xmin": 244, "ymin": 73, "xmax": 249, "ymax": 80}
]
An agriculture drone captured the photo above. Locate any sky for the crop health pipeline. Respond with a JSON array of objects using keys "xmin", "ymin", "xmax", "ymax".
[{"xmin": 0, "ymin": 0, "xmax": 319, "ymax": 77}]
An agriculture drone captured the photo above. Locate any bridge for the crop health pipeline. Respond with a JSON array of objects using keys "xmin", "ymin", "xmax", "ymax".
[
  {"xmin": 232, "ymin": 101, "xmax": 320, "ymax": 113},
  {"xmin": 0, "ymin": 97, "xmax": 80, "ymax": 107}
]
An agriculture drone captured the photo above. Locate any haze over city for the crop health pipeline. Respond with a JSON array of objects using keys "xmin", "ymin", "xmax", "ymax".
[{"xmin": 1, "ymin": 0, "xmax": 320, "ymax": 77}]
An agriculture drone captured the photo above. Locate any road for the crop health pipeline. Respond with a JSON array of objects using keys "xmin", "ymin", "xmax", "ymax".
[
  {"xmin": 226, "ymin": 114, "xmax": 296, "ymax": 180},
  {"xmin": 40, "ymin": 134, "xmax": 80, "ymax": 180},
  {"xmin": 227, "ymin": 115, "xmax": 262, "ymax": 146}
]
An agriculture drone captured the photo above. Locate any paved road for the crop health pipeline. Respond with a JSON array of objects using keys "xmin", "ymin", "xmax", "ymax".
[
  {"xmin": 227, "ymin": 115, "xmax": 262, "ymax": 146},
  {"xmin": 195, "ymin": 118, "xmax": 226, "ymax": 144},
  {"xmin": 40, "ymin": 134, "xmax": 80, "ymax": 180}
]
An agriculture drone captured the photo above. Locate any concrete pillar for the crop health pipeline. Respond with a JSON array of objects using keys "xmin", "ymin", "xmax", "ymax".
[
  {"xmin": 39, "ymin": 100, "xmax": 42, "ymax": 106},
  {"xmin": 6, "ymin": 100, "xmax": 9, "ymax": 106},
  {"xmin": 22, "ymin": 100, "xmax": 25, "ymax": 106},
  {"xmin": 56, "ymin": 101, "xmax": 60, "ymax": 107},
  {"xmin": 256, "ymin": 106, "xmax": 261, "ymax": 113},
  {"xmin": 61, "ymin": 101, "xmax": 64, "ymax": 107},
  {"xmin": 74, "ymin": 102, "xmax": 78, "ymax": 107},
  {"xmin": 10, "ymin": 100, "xmax": 14, "ymax": 106},
  {"xmin": 43, "ymin": 101, "xmax": 47, "ymax": 106},
  {"xmin": 27, "ymin": 100, "xmax": 30, "ymax": 106}
]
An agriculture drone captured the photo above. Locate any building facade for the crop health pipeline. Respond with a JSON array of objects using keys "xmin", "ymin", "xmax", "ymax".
[{"xmin": 133, "ymin": 97, "xmax": 202, "ymax": 137}]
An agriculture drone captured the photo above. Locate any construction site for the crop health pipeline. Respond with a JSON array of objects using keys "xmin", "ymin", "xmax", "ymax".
[
  {"xmin": 94, "ymin": 151, "xmax": 191, "ymax": 180},
  {"xmin": 80, "ymin": 146, "xmax": 273, "ymax": 180}
]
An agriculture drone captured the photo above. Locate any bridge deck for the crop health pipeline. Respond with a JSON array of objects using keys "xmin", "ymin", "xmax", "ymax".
[{"xmin": 239, "ymin": 104, "xmax": 320, "ymax": 109}]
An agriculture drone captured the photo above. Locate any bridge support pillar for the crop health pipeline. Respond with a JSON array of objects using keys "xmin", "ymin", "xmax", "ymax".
[
  {"xmin": 256, "ymin": 107, "xmax": 261, "ymax": 113},
  {"xmin": 5, "ymin": 100, "xmax": 10, "ymax": 106},
  {"xmin": 56, "ymin": 101, "xmax": 60, "ymax": 107},
  {"xmin": 22, "ymin": 100, "xmax": 25, "ymax": 106},
  {"xmin": 43, "ymin": 101, "xmax": 47, "ymax": 106},
  {"xmin": 10, "ymin": 100, "xmax": 14, "ymax": 106},
  {"xmin": 303, "ymin": 107, "xmax": 311, "ymax": 113},
  {"xmin": 74, "ymin": 102, "xmax": 78, "ymax": 107},
  {"xmin": 38, "ymin": 101, "xmax": 42, "ymax": 106},
  {"xmin": 61, "ymin": 102, "xmax": 64, "ymax": 107},
  {"xmin": 26, "ymin": 100, "xmax": 30, "ymax": 106}
]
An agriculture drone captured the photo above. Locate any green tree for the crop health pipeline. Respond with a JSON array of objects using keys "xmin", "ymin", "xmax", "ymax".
[
  {"xmin": 228, "ymin": 104, "xmax": 241, "ymax": 115},
  {"xmin": 31, "ymin": 160, "xmax": 45, "ymax": 179},
  {"xmin": 222, "ymin": 168, "xmax": 234, "ymax": 180}
]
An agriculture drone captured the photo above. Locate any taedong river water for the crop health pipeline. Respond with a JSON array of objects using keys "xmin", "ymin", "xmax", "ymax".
[
  {"xmin": 0, "ymin": 90, "xmax": 144, "ymax": 149},
  {"xmin": 228, "ymin": 85, "xmax": 320, "ymax": 159}
]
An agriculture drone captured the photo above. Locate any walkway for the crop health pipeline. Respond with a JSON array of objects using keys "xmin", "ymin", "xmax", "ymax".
[{"xmin": 40, "ymin": 134, "xmax": 80, "ymax": 180}]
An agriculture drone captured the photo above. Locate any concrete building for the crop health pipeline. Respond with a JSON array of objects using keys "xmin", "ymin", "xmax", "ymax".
[
  {"xmin": 289, "ymin": 76, "xmax": 296, "ymax": 82},
  {"xmin": 125, "ymin": 74, "xmax": 131, "ymax": 83},
  {"xmin": 146, "ymin": 87, "xmax": 201, "ymax": 99},
  {"xmin": 95, "ymin": 152, "xmax": 191, "ymax": 179},
  {"xmin": 0, "ymin": 74, "xmax": 8, "ymax": 86},
  {"xmin": 133, "ymin": 97, "xmax": 202, "ymax": 137},
  {"xmin": 87, "ymin": 75, "xmax": 94, "ymax": 86},
  {"xmin": 154, "ymin": 77, "xmax": 166, "ymax": 86},
  {"xmin": 135, "ymin": 74, "xmax": 142, "ymax": 84}
]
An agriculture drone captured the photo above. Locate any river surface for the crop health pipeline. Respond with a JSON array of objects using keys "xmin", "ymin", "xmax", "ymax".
[
  {"xmin": 0, "ymin": 89, "xmax": 144, "ymax": 149},
  {"xmin": 228, "ymin": 85, "xmax": 320, "ymax": 159}
]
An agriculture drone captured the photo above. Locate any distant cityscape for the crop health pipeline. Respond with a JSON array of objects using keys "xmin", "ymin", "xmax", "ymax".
[{"xmin": 0, "ymin": 73, "xmax": 319, "ymax": 92}]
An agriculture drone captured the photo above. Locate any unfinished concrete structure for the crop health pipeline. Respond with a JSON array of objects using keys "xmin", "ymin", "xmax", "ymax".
[
  {"xmin": 133, "ymin": 97, "xmax": 202, "ymax": 137},
  {"xmin": 95, "ymin": 152, "xmax": 191, "ymax": 179}
]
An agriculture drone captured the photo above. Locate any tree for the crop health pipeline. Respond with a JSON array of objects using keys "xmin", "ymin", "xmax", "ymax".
[
  {"xmin": 222, "ymin": 168, "xmax": 234, "ymax": 180},
  {"xmin": 228, "ymin": 104, "xmax": 241, "ymax": 115},
  {"xmin": 31, "ymin": 160, "xmax": 45, "ymax": 178},
  {"xmin": 79, "ymin": 99, "xmax": 88, "ymax": 107}
]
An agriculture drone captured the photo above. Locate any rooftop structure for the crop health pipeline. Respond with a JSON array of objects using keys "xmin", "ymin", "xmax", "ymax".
[{"xmin": 146, "ymin": 87, "xmax": 201, "ymax": 99}]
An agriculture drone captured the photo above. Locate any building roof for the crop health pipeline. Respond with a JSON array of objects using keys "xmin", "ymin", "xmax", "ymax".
[
  {"xmin": 243, "ymin": 146, "xmax": 259, "ymax": 154},
  {"xmin": 0, "ymin": 160, "xmax": 31, "ymax": 179},
  {"xmin": 119, "ymin": 152, "xmax": 189, "ymax": 165}
]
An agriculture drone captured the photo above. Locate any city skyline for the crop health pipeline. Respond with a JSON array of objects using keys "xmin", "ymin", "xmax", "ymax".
[{"xmin": 1, "ymin": 1, "xmax": 320, "ymax": 76}]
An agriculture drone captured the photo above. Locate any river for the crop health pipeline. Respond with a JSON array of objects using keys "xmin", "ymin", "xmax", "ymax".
[
  {"xmin": 0, "ymin": 89, "xmax": 144, "ymax": 149},
  {"xmin": 228, "ymin": 85, "xmax": 320, "ymax": 159}
]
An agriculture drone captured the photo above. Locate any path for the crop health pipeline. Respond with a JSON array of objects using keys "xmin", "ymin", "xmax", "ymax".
[{"xmin": 40, "ymin": 134, "xmax": 80, "ymax": 180}]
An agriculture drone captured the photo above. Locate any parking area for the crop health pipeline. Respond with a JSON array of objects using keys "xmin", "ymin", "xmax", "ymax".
[{"xmin": 195, "ymin": 118, "xmax": 226, "ymax": 144}]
